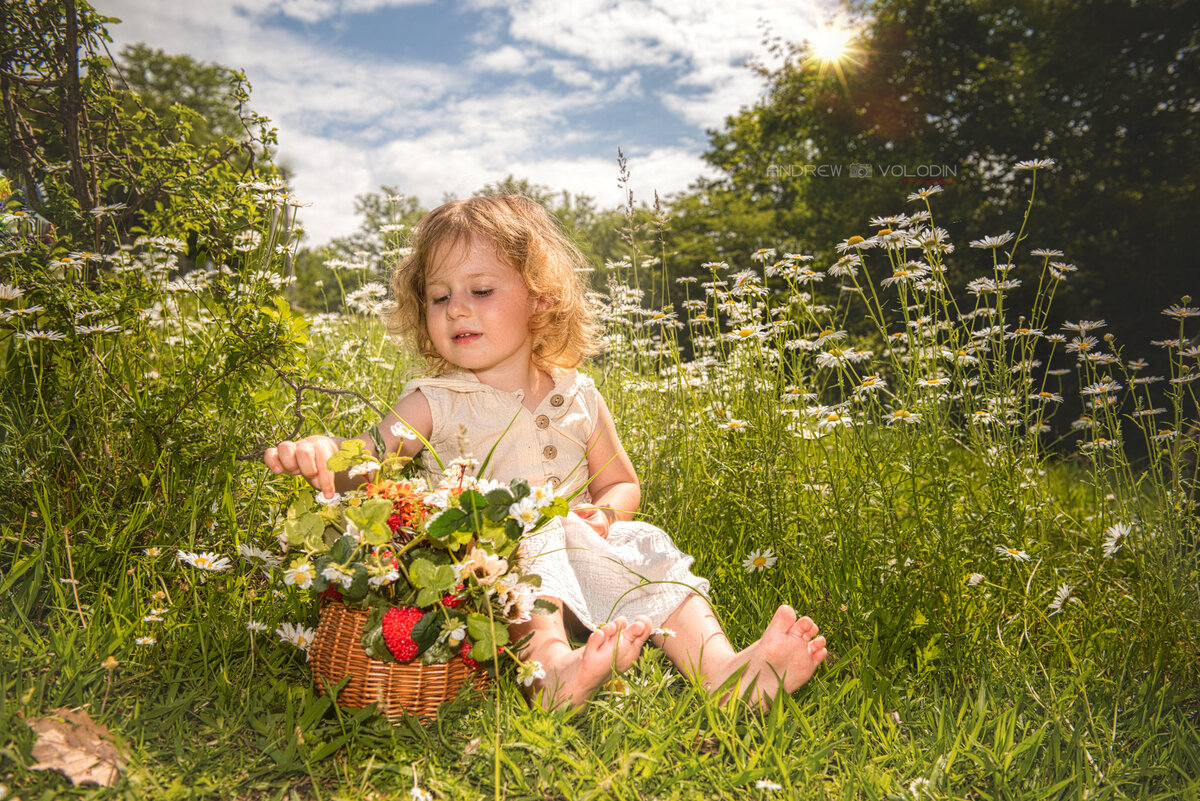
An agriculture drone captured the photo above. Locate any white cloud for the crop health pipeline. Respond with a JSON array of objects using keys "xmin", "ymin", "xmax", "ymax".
[
  {"xmin": 502, "ymin": 0, "xmax": 818, "ymax": 72},
  {"xmin": 97, "ymin": 0, "xmax": 827, "ymax": 244},
  {"xmin": 471, "ymin": 45, "xmax": 532, "ymax": 73},
  {"xmin": 251, "ymin": 0, "xmax": 433, "ymax": 24}
]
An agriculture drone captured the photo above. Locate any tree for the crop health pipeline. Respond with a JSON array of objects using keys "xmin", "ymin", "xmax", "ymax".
[
  {"xmin": 679, "ymin": 0, "xmax": 1200, "ymax": 338},
  {"xmin": 0, "ymin": 0, "xmax": 278, "ymax": 253}
]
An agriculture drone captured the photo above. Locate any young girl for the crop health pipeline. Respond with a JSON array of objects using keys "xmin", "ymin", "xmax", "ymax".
[{"xmin": 265, "ymin": 195, "xmax": 827, "ymax": 710}]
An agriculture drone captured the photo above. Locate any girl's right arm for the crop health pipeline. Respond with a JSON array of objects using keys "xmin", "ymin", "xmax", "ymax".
[{"xmin": 264, "ymin": 390, "xmax": 433, "ymax": 498}]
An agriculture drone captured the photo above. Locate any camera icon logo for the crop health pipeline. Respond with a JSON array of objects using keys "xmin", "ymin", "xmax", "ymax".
[{"xmin": 848, "ymin": 163, "xmax": 873, "ymax": 178}]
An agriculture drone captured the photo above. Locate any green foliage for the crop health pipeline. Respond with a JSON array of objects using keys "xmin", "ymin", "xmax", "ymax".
[{"xmin": 669, "ymin": 0, "xmax": 1200, "ymax": 341}]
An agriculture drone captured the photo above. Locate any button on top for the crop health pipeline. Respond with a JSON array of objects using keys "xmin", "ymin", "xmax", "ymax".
[
  {"xmin": 549, "ymin": 394, "xmax": 565, "ymax": 407},
  {"xmin": 535, "ymin": 414, "xmax": 550, "ymax": 429},
  {"xmin": 546, "ymin": 475, "xmax": 560, "ymax": 488},
  {"xmin": 542, "ymin": 444, "xmax": 558, "ymax": 460}
]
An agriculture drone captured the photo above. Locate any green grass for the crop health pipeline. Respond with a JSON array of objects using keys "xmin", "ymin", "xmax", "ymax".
[{"xmin": 3, "ymin": 179, "xmax": 1200, "ymax": 799}]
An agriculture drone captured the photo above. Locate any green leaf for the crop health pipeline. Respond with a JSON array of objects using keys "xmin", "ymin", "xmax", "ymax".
[
  {"xmin": 410, "ymin": 611, "xmax": 441, "ymax": 653},
  {"xmin": 421, "ymin": 641, "xmax": 455, "ymax": 665},
  {"xmin": 508, "ymin": 478, "xmax": 530, "ymax": 502},
  {"xmin": 466, "ymin": 612, "xmax": 509, "ymax": 662},
  {"xmin": 284, "ymin": 512, "xmax": 323, "ymax": 549},
  {"xmin": 504, "ymin": 518, "xmax": 522, "ymax": 543},
  {"xmin": 342, "ymin": 564, "xmax": 369, "ymax": 602},
  {"xmin": 329, "ymin": 535, "xmax": 359, "ymax": 563},
  {"xmin": 541, "ymin": 496, "xmax": 570, "ymax": 520},
  {"xmin": 344, "ymin": 498, "xmax": 393, "ymax": 545},
  {"xmin": 326, "ymin": 439, "xmax": 371, "ymax": 472},
  {"xmin": 427, "ymin": 508, "xmax": 468, "ymax": 541},
  {"xmin": 532, "ymin": 598, "xmax": 558, "ymax": 615},
  {"xmin": 410, "ymin": 559, "xmax": 456, "ymax": 593},
  {"xmin": 361, "ymin": 606, "xmax": 394, "ymax": 662},
  {"xmin": 484, "ymin": 489, "xmax": 515, "ymax": 523},
  {"xmin": 458, "ymin": 489, "xmax": 487, "ymax": 517}
]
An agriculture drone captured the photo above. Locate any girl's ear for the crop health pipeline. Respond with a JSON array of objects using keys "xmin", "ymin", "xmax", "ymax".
[{"xmin": 533, "ymin": 295, "xmax": 553, "ymax": 313}]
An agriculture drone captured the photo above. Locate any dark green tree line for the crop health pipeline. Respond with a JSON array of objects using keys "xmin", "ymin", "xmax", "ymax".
[{"xmin": 660, "ymin": 0, "xmax": 1199, "ymax": 340}]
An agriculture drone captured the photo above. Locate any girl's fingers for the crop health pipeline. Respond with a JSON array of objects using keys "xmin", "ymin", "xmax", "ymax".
[
  {"xmin": 272, "ymin": 441, "xmax": 298, "ymax": 474},
  {"xmin": 266, "ymin": 438, "xmax": 336, "ymax": 497},
  {"xmin": 296, "ymin": 444, "xmax": 321, "ymax": 482}
]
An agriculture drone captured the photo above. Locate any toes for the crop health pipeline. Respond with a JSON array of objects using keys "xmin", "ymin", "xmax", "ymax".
[
  {"xmin": 625, "ymin": 616, "xmax": 652, "ymax": 642},
  {"xmin": 809, "ymin": 636, "xmax": 827, "ymax": 663},
  {"xmin": 793, "ymin": 615, "xmax": 819, "ymax": 639},
  {"xmin": 765, "ymin": 604, "xmax": 799, "ymax": 637}
]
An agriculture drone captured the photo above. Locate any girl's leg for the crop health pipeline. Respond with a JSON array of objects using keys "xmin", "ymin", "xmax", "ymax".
[
  {"xmin": 509, "ymin": 595, "xmax": 654, "ymax": 710},
  {"xmin": 655, "ymin": 595, "xmax": 828, "ymax": 707}
]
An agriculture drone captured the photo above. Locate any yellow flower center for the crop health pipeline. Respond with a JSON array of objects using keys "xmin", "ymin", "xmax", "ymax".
[{"xmin": 847, "ymin": 235, "xmax": 865, "ymax": 246}]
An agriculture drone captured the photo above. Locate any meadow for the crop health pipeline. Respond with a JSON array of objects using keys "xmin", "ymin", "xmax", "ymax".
[{"xmin": 2, "ymin": 167, "xmax": 1199, "ymax": 800}]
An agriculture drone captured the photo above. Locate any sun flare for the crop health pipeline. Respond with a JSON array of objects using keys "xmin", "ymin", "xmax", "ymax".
[
  {"xmin": 806, "ymin": 22, "xmax": 862, "ymax": 90},
  {"xmin": 811, "ymin": 26, "xmax": 854, "ymax": 63}
]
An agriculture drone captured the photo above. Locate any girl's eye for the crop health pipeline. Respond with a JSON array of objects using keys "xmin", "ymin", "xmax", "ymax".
[
  {"xmin": 473, "ymin": 289, "xmax": 493, "ymax": 298},
  {"xmin": 431, "ymin": 295, "xmax": 449, "ymax": 305}
]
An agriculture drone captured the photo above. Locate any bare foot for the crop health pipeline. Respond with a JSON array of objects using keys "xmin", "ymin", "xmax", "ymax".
[
  {"xmin": 706, "ymin": 605, "xmax": 827, "ymax": 708},
  {"xmin": 529, "ymin": 616, "xmax": 653, "ymax": 710}
]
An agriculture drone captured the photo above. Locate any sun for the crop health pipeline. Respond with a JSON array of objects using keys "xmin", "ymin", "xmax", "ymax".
[
  {"xmin": 806, "ymin": 23, "xmax": 862, "ymax": 90},
  {"xmin": 811, "ymin": 26, "xmax": 854, "ymax": 62}
]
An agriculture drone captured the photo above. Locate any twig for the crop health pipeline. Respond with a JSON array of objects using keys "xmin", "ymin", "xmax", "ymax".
[{"xmin": 63, "ymin": 528, "xmax": 88, "ymax": 627}]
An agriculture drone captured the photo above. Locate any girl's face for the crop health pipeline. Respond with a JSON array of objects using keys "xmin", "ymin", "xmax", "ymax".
[{"xmin": 424, "ymin": 234, "xmax": 541, "ymax": 380}]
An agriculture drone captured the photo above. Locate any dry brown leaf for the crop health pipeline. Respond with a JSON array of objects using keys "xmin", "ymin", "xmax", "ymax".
[{"xmin": 27, "ymin": 707, "xmax": 122, "ymax": 787}]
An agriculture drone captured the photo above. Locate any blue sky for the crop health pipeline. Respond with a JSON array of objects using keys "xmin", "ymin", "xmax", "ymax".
[{"xmin": 100, "ymin": 0, "xmax": 832, "ymax": 245}]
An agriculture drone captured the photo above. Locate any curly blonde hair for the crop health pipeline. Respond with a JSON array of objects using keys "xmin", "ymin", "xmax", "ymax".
[{"xmin": 384, "ymin": 195, "xmax": 600, "ymax": 374}]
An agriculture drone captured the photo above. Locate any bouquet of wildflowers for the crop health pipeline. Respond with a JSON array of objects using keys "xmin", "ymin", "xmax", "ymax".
[{"xmin": 277, "ymin": 439, "xmax": 565, "ymax": 671}]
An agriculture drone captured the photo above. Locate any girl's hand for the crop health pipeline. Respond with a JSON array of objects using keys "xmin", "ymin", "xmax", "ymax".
[
  {"xmin": 572, "ymin": 505, "xmax": 612, "ymax": 539},
  {"xmin": 264, "ymin": 436, "xmax": 341, "ymax": 499}
]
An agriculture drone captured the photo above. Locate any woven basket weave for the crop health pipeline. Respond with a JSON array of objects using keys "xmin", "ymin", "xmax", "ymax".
[{"xmin": 308, "ymin": 602, "xmax": 489, "ymax": 721}]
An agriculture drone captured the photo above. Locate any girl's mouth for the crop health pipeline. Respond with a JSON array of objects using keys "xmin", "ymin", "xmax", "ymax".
[{"xmin": 454, "ymin": 332, "xmax": 480, "ymax": 342}]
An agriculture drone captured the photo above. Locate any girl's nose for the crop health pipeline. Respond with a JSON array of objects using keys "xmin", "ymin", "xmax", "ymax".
[{"xmin": 446, "ymin": 295, "xmax": 470, "ymax": 318}]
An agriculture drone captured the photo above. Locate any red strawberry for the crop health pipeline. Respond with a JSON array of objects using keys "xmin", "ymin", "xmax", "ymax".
[
  {"xmin": 381, "ymin": 606, "xmax": 423, "ymax": 662},
  {"xmin": 386, "ymin": 513, "xmax": 403, "ymax": 533},
  {"xmin": 441, "ymin": 592, "xmax": 462, "ymax": 608},
  {"xmin": 460, "ymin": 639, "xmax": 480, "ymax": 669},
  {"xmin": 320, "ymin": 586, "xmax": 343, "ymax": 601}
]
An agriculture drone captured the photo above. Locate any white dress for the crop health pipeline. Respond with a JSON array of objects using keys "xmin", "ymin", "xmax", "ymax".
[{"xmin": 400, "ymin": 369, "xmax": 710, "ymax": 630}]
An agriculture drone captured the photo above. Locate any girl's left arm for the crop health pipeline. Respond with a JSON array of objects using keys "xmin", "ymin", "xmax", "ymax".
[{"xmin": 577, "ymin": 394, "xmax": 641, "ymax": 538}]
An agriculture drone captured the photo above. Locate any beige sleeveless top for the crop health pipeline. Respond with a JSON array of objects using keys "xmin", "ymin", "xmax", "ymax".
[
  {"xmin": 399, "ymin": 368, "xmax": 710, "ymax": 629},
  {"xmin": 400, "ymin": 368, "xmax": 599, "ymax": 503}
]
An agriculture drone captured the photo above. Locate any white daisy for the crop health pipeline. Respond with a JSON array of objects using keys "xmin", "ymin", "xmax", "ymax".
[
  {"xmin": 994, "ymin": 545, "xmax": 1030, "ymax": 563},
  {"xmin": 275, "ymin": 622, "xmax": 316, "ymax": 652},
  {"xmin": 1047, "ymin": 583, "xmax": 1074, "ymax": 615},
  {"xmin": 390, "ymin": 420, "xmax": 418, "ymax": 439},
  {"xmin": 238, "ymin": 543, "xmax": 282, "ymax": 567},
  {"xmin": 1014, "ymin": 158, "xmax": 1055, "ymax": 170},
  {"xmin": 969, "ymin": 232, "xmax": 1015, "ymax": 249},
  {"xmin": 1102, "ymin": 523, "xmax": 1130, "ymax": 558},
  {"xmin": 742, "ymin": 548, "xmax": 778, "ymax": 572},
  {"xmin": 283, "ymin": 561, "xmax": 316, "ymax": 589},
  {"xmin": 516, "ymin": 659, "xmax": 547, "ymax": 687},
  {"xmin": 177, "ymin": 550, "xmax": 232, "ymax": 572}
]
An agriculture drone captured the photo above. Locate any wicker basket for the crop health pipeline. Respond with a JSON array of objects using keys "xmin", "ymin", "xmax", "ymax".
[{"xmin": 308, "ymin": 602, "xmax": 489, "ymax": 721}]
